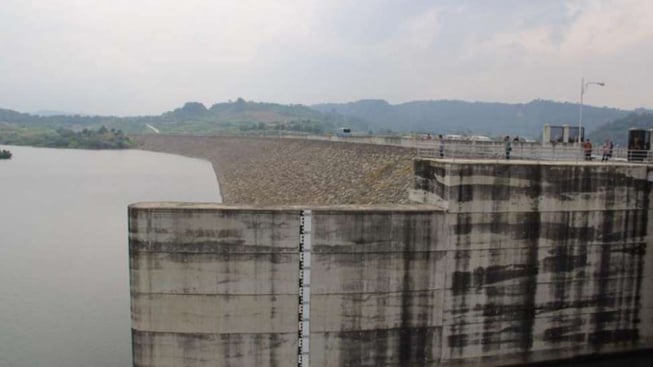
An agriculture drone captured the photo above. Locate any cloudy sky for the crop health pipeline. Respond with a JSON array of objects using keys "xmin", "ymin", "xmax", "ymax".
[{"xmin": 1, "ymin": 0, "xmax": 651, "ymax": 115}]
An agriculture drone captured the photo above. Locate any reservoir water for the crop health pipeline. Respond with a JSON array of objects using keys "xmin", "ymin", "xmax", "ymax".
[{"xmin": 0, "ymin": 145, "xmax": 221, "ymax": 367}]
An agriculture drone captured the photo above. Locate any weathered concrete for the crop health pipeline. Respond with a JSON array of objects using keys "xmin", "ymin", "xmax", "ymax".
[
  {"xmin": 129, "ymin": 205, "xmax": 301, "ymax": 367},
  {"xmin": 413, "ymin": 159, "xmax": 653, "ymax": 366},
  {"xmin": 309, "ymin": 208, "xmax": 448, "ymax": 366},
  {"xmin": 129, "ymin": 159, "xmax": 653, "ymax": 366}
]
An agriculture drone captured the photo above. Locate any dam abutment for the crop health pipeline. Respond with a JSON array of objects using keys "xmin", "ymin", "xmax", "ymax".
[{"xmin": 129, "ymin": 159, "xmax": 653, "ymax": 366}]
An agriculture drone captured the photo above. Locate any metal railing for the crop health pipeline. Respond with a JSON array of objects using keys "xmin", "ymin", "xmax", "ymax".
[
  {"xmin": 230, "ymin": 132, "xmax": 652, "ymax": 163},
  {"xmin": 416, "ymin": 141, "xmax": 653, "ymax": 163}
]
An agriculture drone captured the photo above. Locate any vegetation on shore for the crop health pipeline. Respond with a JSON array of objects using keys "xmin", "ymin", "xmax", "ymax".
[
  {"xmin": 0, "ymin": 124, "xmax": 133, "ymax": 149},
  {"xmin": 0, "ymin": 149, "xmax": 11, "ymax": 159},
  {"xmin": 0, "ymin": 99, "xmax": 366, "ymax": 136},
  {"xmin": 1, "ymin": 98, "xmax": 651, "ymax": 141}
]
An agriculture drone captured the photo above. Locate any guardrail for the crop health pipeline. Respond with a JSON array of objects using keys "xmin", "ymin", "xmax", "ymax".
[
  {"xmin": 278, "ymin": 134, "xmax": 653, "ymax": 163},
  {"xmin": 416, "ymin": 142, "xmax": 653, "ymax": 163}
]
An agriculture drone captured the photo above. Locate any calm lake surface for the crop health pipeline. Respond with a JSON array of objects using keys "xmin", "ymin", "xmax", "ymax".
[{"xmin": 0, "ymin": 145, "xmax": 221, "ymax": 367}]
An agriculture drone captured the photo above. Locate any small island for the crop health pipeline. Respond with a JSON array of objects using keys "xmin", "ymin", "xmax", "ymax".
[{"xmin": 0, "ymin": 149, "xmax": 11, "ymax": 159}]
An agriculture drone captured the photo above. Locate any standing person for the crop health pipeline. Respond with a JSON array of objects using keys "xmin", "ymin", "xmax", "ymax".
[
  {"xmin": 438, "ymin": 134, "xmax": 445, "ymax": 158},
  {"xmin": 608, "ymin": 139, "xmax": 614, "ymax": 159},
  {"xmin": 583, "ymin": 139, "xmax": 592, "ymax": 160},
  {"xmin": 602, "ymin": 139, "xmax": 610, "ymax": 161},
  {"xmin": 504, "ymin": 136, "xmax": 512, "ymax": 160},
  {"xmin": 588, "ymin": 139, "xmax": 593, "ymax": 160}
]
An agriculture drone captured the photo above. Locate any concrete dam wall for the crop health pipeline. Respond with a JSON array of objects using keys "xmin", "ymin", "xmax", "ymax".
[
  {"xmin": 411, "ymin": 159, "xmax": 653, "ymax": 364},
  {"xmin": 129, "ymin": 160, "xmax": 653, "ymax": 366}
]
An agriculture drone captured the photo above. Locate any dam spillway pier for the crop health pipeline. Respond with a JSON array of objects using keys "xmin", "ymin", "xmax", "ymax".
[{"xmin": 128, "ymin": 159, "xmax": 653, "ymax": 366}]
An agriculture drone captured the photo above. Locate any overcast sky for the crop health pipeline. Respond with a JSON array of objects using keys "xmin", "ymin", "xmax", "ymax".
[{"xmin": 1, "ymin": 0, "xmax": 651, "ymax": 116}]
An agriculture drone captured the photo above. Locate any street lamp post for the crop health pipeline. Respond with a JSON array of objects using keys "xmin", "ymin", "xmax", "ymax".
[{"xmin": 578, "ymin": 77, "xmax": 606, "ymax": 144}]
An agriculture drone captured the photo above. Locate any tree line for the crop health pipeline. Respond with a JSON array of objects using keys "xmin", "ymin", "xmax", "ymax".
[{"xmin": 0, "ymin": 125, "xmax": 133, "ymax": 149}]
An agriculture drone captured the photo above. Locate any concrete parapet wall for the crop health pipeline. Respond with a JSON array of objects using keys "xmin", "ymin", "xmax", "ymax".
[
  {"xmin": 413, "ymin": 159, "xmax": 653, "ymax": 213},
  {"xmin": 129, "ymin": 160, "xmax": 653, "ymax": 366}
]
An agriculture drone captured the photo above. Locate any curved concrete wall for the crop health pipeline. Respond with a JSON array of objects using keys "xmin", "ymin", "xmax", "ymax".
[
  {"xmin": 129, "ymin": 160, "xmax": 653, "ymax": 366},
  {"xmin": 129, "ymin": 206, "xmax": 300, "ymax": 366}
]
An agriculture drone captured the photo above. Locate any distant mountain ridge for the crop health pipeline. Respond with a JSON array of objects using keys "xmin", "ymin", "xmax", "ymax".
[
  {"xmin": 0, "ymin": 100, "xmax": 367, "ymax": 135},
  {"xmin": 167, "ymin": 98, "xmax": 342, "ymax": 124},
  {"xmin": 591, "ymin": 112, "xmax": 653, "ymax": 146},
  {"xmin": 312, "ymin": 99, "xmax": 631, "ymax": 138},
  {"xmin": 0, "ymin": 98, "xmax": 648, "ymax": 139}
]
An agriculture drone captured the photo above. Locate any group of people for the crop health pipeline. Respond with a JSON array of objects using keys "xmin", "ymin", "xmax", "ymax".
[
  {"xmin": 583, "ymin": 139, "xmax": 614, "ymax": 161},
  {"xmin": 427, "ymin": 134, "xmax": 615, "ymax": 162}
]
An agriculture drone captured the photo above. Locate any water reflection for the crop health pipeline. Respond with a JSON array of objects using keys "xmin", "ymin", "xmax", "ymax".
[{"xmin": 0, "ymin": 145, "xmax": 221, "ymax": 367}]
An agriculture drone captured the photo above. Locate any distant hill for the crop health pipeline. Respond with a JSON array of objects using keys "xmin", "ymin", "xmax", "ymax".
[
  {"xmin": 0, "ymin": 108, "xmax": 34, "ymax": 124},
  {"xmin": 312, "ymin": 99, "xmax": 629, "ymax": 139},
  {"xmin": 0, "ymin": 99, "xmax": 367, "ymax": 135},
  {"xmin": 589, "ymin": 113, "xmax": 653, "ymax": 146},
  {"xmin": 154, "ymin": 99, "xmax": 368, "ymax": 134},
  {"xmin": 0, "ymin": 98, "xmax": 645, "ymax": 140}
]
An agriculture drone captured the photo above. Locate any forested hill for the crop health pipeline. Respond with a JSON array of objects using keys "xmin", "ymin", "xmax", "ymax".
[
  {"xmin": 0, "ymin": 99, "xmax": 367, "ymax": 135},
  {"xmin": 590, "ymin": 113, "xmax": 653, "ymax": 146},
  {"xmin": 1, "ymin": 98, "xmax": 647, "ymax": 139},
  {"xmin": 155, "ymin": 99, "xmax": 368, "ymax": 134},
  {"xmin": 312, "ymin": 99, "xmax": 631, "ymax": 138}
]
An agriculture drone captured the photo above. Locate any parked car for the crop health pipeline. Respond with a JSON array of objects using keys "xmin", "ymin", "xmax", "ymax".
[{"xmin": 336, "ymin": 127, "xmax": 352, "ymax": 137}]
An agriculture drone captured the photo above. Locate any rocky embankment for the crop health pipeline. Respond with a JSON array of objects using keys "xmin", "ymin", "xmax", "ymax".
[{"xmin": 134, "ymin": 135, "xmax": 415, "ymax": 205}]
